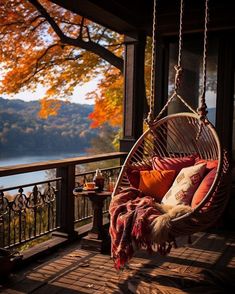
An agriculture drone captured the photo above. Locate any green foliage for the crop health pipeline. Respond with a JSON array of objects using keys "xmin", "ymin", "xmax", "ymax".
[{"xmin": 0, "ymin": 97, "xmax": 108, "ymax": 155}]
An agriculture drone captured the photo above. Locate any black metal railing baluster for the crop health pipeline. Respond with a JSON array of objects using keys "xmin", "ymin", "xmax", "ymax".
[
  {"xmin": 82, "ymin": 196, "xmax": 86, "ymax": 220},
  {"xmin": 0, "ymin": 152, "xmax": 126, "ymax": 249},
  {"xmin": 2, "ymin": 218, "xmax": 5, "ymax": 248},
  {"xmin": 23, "ymin": 209, "xmax": 26, "ymax": 243},
  {"xmin": 13, "ymin": 210, "xmax": 16, "ymax": 247},
  {"xmin": 47, "ymin": 203, "xmax": 51, "ymax": 233},
  {"xmin": 8, "ymin": 203, "xmax": 11, "ymax": 247},
  {"xmin": 19, "ymin": 188, "xmax": 25, "ymax": 243},
  {"xmin": 33, "ymin": 186, "xmax": 38, "ymax": 237},
  {"xmin": 28, "ymin": 209, "xmax": 32, "ymax": 240}
]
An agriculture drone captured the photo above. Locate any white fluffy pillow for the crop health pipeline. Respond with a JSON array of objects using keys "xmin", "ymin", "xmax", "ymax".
[{"xmin": 161, "ymin": 163, "xmax": 206, "ymax": 206}]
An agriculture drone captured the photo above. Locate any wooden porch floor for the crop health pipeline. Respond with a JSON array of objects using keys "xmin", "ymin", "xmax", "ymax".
[{"xmin": 0, "ymin": 230, "xmax": 235, "ymax": 293}]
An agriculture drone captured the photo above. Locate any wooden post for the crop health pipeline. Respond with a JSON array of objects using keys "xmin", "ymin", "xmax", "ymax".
[
  {"xmin": 55, "ymin": 165, "xmax": 77, "ymax": 240},
  {"xmin": 154, "ymin": 37, "xmax": 168, "ymax": 117},
  {"xmin": 120, "ymin": 32, "xmax": 146, "ymax": 152}
]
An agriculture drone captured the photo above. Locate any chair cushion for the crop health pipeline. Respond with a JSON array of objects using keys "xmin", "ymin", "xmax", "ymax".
[
  {"xmin": 191, "ymin": 167, "xmax": 217, "ymax": 208},
  {"xmin": 126, "ymin": 165, "xmax": 152, "ymax": 188},
  {"xmin": 126, "ymin": 168, "xmax": 141, "ymax": 188},
  {"xmin": 139, "ymin": 170, "xmax": 176, "ymax": 201},
  {"xmin": 161, "ymin": 163, "xmax": 207, "ymax": 206},
  {"xmin": 152, "ymin": 155, "xmax": 196, "ymax": 175}
]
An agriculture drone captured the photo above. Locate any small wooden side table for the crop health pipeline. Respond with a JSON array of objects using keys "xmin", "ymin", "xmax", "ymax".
[{"xmin": 76, "ymin": 190, "xmax": 112, "ymax": 252}]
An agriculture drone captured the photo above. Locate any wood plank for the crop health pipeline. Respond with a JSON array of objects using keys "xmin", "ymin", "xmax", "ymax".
[{"xmin": 1, "ymin": 231, "xmax": 235, "ymax": 294}]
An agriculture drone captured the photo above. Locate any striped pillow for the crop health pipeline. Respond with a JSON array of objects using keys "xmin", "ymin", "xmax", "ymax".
[{"xmin": 152, "ymin": 155, "xmax": 196, "ymax": 175}]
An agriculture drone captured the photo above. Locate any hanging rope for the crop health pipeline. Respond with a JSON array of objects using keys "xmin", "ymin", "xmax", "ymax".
[
  {"xmin": 174, "ymin": 0, "xmax": 184, "ymax": 92},
  {"xmin": 147, "ymin": 0, "xmax": 210, "ymax": 130},
  {"xmin": 196, "ymin": 0, "xmax": 209, "ymax": 139},
  {"xmin": 198, "ymin": 0, "xmax": 209, "ymax": 119},
  {"xmin": 146, "ymin": 0, "xmax": 157, "ymax": 125},
  {"xmin": 146, "ymin": 0, "xmax": 185, "ymax": 126},
  {"xmin": 155, "ymin": 0, "xmax": 187, "ymax": 122}
]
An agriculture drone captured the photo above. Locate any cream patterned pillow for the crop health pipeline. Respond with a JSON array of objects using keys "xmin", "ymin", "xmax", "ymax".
[{"xmin": 161, "ymin": 163, "xmax": 207, "ymax": 206}]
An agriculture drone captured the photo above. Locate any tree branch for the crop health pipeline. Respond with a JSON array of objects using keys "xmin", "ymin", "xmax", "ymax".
[
  {"xmin": 20, "ymin": 46, "xmax": 83, "ymax": 86},
  {"xmin": 27, "ymin": 0, "xmax": 123, "ymax": 73},
  {"xmin": 30, "ymin": 18, "xmax": 47, "ymax": 32},
  {"xmin": 78, "ymin": 16, "xmax": 85, "ymax": 39},
  {"xmin": 0, "ymin": 21, "xmax": 24, "ymax": 27},
  {"xmin": 85, "ymin": 26, "xmax": 91, "ymax": 42},
  {"xmin": 36, "ymin": 43, "xmax": 61, "ymax": 65},
  {"xmin": 97, "ymin": 28, "xmax": 107, "ymax": 44},
  {"xmin": 20, "ymin": 54, "xmax": 82, "ymax": 86}
]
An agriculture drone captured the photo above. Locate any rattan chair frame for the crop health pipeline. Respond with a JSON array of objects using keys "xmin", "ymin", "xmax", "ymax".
[{"xmin": 113, "ymin": 113, "xmax": 230, "ymax": 238}]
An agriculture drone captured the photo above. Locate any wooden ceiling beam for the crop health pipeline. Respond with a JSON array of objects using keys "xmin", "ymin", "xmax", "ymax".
[
  {"xmin": 50, "ymin": 0, "xmax": 235, "ymax": 37},
  {"xmin": 50, "ymin": 0, "xmax": 151, "ymax": 36}
]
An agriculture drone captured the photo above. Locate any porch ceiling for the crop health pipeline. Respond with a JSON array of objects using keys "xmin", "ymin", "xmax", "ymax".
[
  {"xmin": 51, "ymin": 0, "xmax": 152, "ymax": 35},
  {"xmin": 51, "ymin": 0, "xmax": 235, "ymax": 36}
]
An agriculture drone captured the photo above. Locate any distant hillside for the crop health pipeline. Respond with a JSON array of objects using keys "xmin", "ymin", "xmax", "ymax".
[{"xmin": 0, "ymin": 97, "xmax": 100, "ymax": 155}]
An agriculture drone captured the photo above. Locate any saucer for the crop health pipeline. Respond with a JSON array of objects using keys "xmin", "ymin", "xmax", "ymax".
[
  {"xmin": 73, "ymin": 187, "xmax": 83, "ymax": 195},
  {"xmin": 83, "ymin": 186, "xmax": 99, "ymax": 191}
]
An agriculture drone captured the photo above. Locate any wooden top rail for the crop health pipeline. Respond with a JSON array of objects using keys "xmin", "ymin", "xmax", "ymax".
[{"xmin": 0, "ymin": 152, "xmax": 127, "ymax": 177}]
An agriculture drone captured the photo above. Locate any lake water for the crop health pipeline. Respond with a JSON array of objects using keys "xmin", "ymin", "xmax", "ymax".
[{"xmin": 0, "ymin": 153, "xmax": 83, "ymax": 190}]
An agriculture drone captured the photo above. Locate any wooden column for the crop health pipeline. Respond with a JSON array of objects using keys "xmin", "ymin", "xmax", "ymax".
[
  {"xmin": 154, "ymin": 37, "xmax": 169, "ymax": 118},
  {"xmin": 55, "ymin": 165, "xmax": 77, "ymax": 240},
  {"xmin": 216, "ymin": 34, "xmax": 235, "ymax": 155},
  {"xmin": 120, "ymin": 33, "xmax": 146, "ymax": 152},
  {"xmin": 216, "ymin": 34, "xmax": 235, "ymax": 227}
]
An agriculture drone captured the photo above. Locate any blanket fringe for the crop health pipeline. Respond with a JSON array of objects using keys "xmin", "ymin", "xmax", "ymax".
[{"xmin": 109, "ymin": 188, "xmax": 191, "ymax": 270}]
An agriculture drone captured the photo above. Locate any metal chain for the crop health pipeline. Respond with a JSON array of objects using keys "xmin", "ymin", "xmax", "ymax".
[{"xmin": 146, "ymin": 0, "xmax": 157, "ymax": 125}]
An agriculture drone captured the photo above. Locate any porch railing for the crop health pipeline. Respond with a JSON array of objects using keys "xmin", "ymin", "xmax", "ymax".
[
  {"xmin": 0, "ymin": 152, "xmax": 127, "ymax": 250},
  {"xmin": 74, "ymin": 166, "xmax": 121, "ymax": 225}
]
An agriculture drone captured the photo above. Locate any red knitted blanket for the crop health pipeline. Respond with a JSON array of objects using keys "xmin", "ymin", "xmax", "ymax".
[{"xmin": 109, "ymin": 187, "xmax": 164, "ymax": 270}]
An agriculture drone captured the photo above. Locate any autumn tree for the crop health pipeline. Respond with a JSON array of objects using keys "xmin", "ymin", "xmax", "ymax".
[{"xmin": 0, "ymin": 0, "xmax": 124, "ymax": 127}]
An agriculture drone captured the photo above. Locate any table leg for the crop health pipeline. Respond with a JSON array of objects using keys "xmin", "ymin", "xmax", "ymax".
[{"xmin": 88, "ymin": 197, "xmax": 105, "ymax": 240}]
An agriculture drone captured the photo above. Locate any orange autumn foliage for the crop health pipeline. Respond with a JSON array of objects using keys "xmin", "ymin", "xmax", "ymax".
[
  {"xmin": 39, "ymin": 98, "xmax": 62, "ymax": 119},
  {"xmin": 88, "ymin": 67, "xmax": 123, "ymax": 128},
  {"xmin": 0, "ymin": 0, "xmax": 124, "ymax": 126}
]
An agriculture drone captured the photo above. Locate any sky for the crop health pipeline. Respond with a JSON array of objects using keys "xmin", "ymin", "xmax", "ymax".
[{"xmin": 3, "ymin": 79, "xmax": 98, "ymax": 105}]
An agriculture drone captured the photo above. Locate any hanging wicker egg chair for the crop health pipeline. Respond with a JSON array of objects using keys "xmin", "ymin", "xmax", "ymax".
[
  {"xmin": 112, "ymin": 0, "xmax": 230, "ymax": 240},
  {"xmin": 113, "ymin": 112, "xmax": 230, "ymax": 237}
]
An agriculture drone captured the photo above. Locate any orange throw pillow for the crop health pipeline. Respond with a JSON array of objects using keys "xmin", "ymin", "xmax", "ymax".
[
  {"xmin": 191, "ymin": 167, "xmax": 217, "ymax": 209},
  {"xmin": 139, "ymin": 170, "xmax": 175, "ymax": 202}
]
